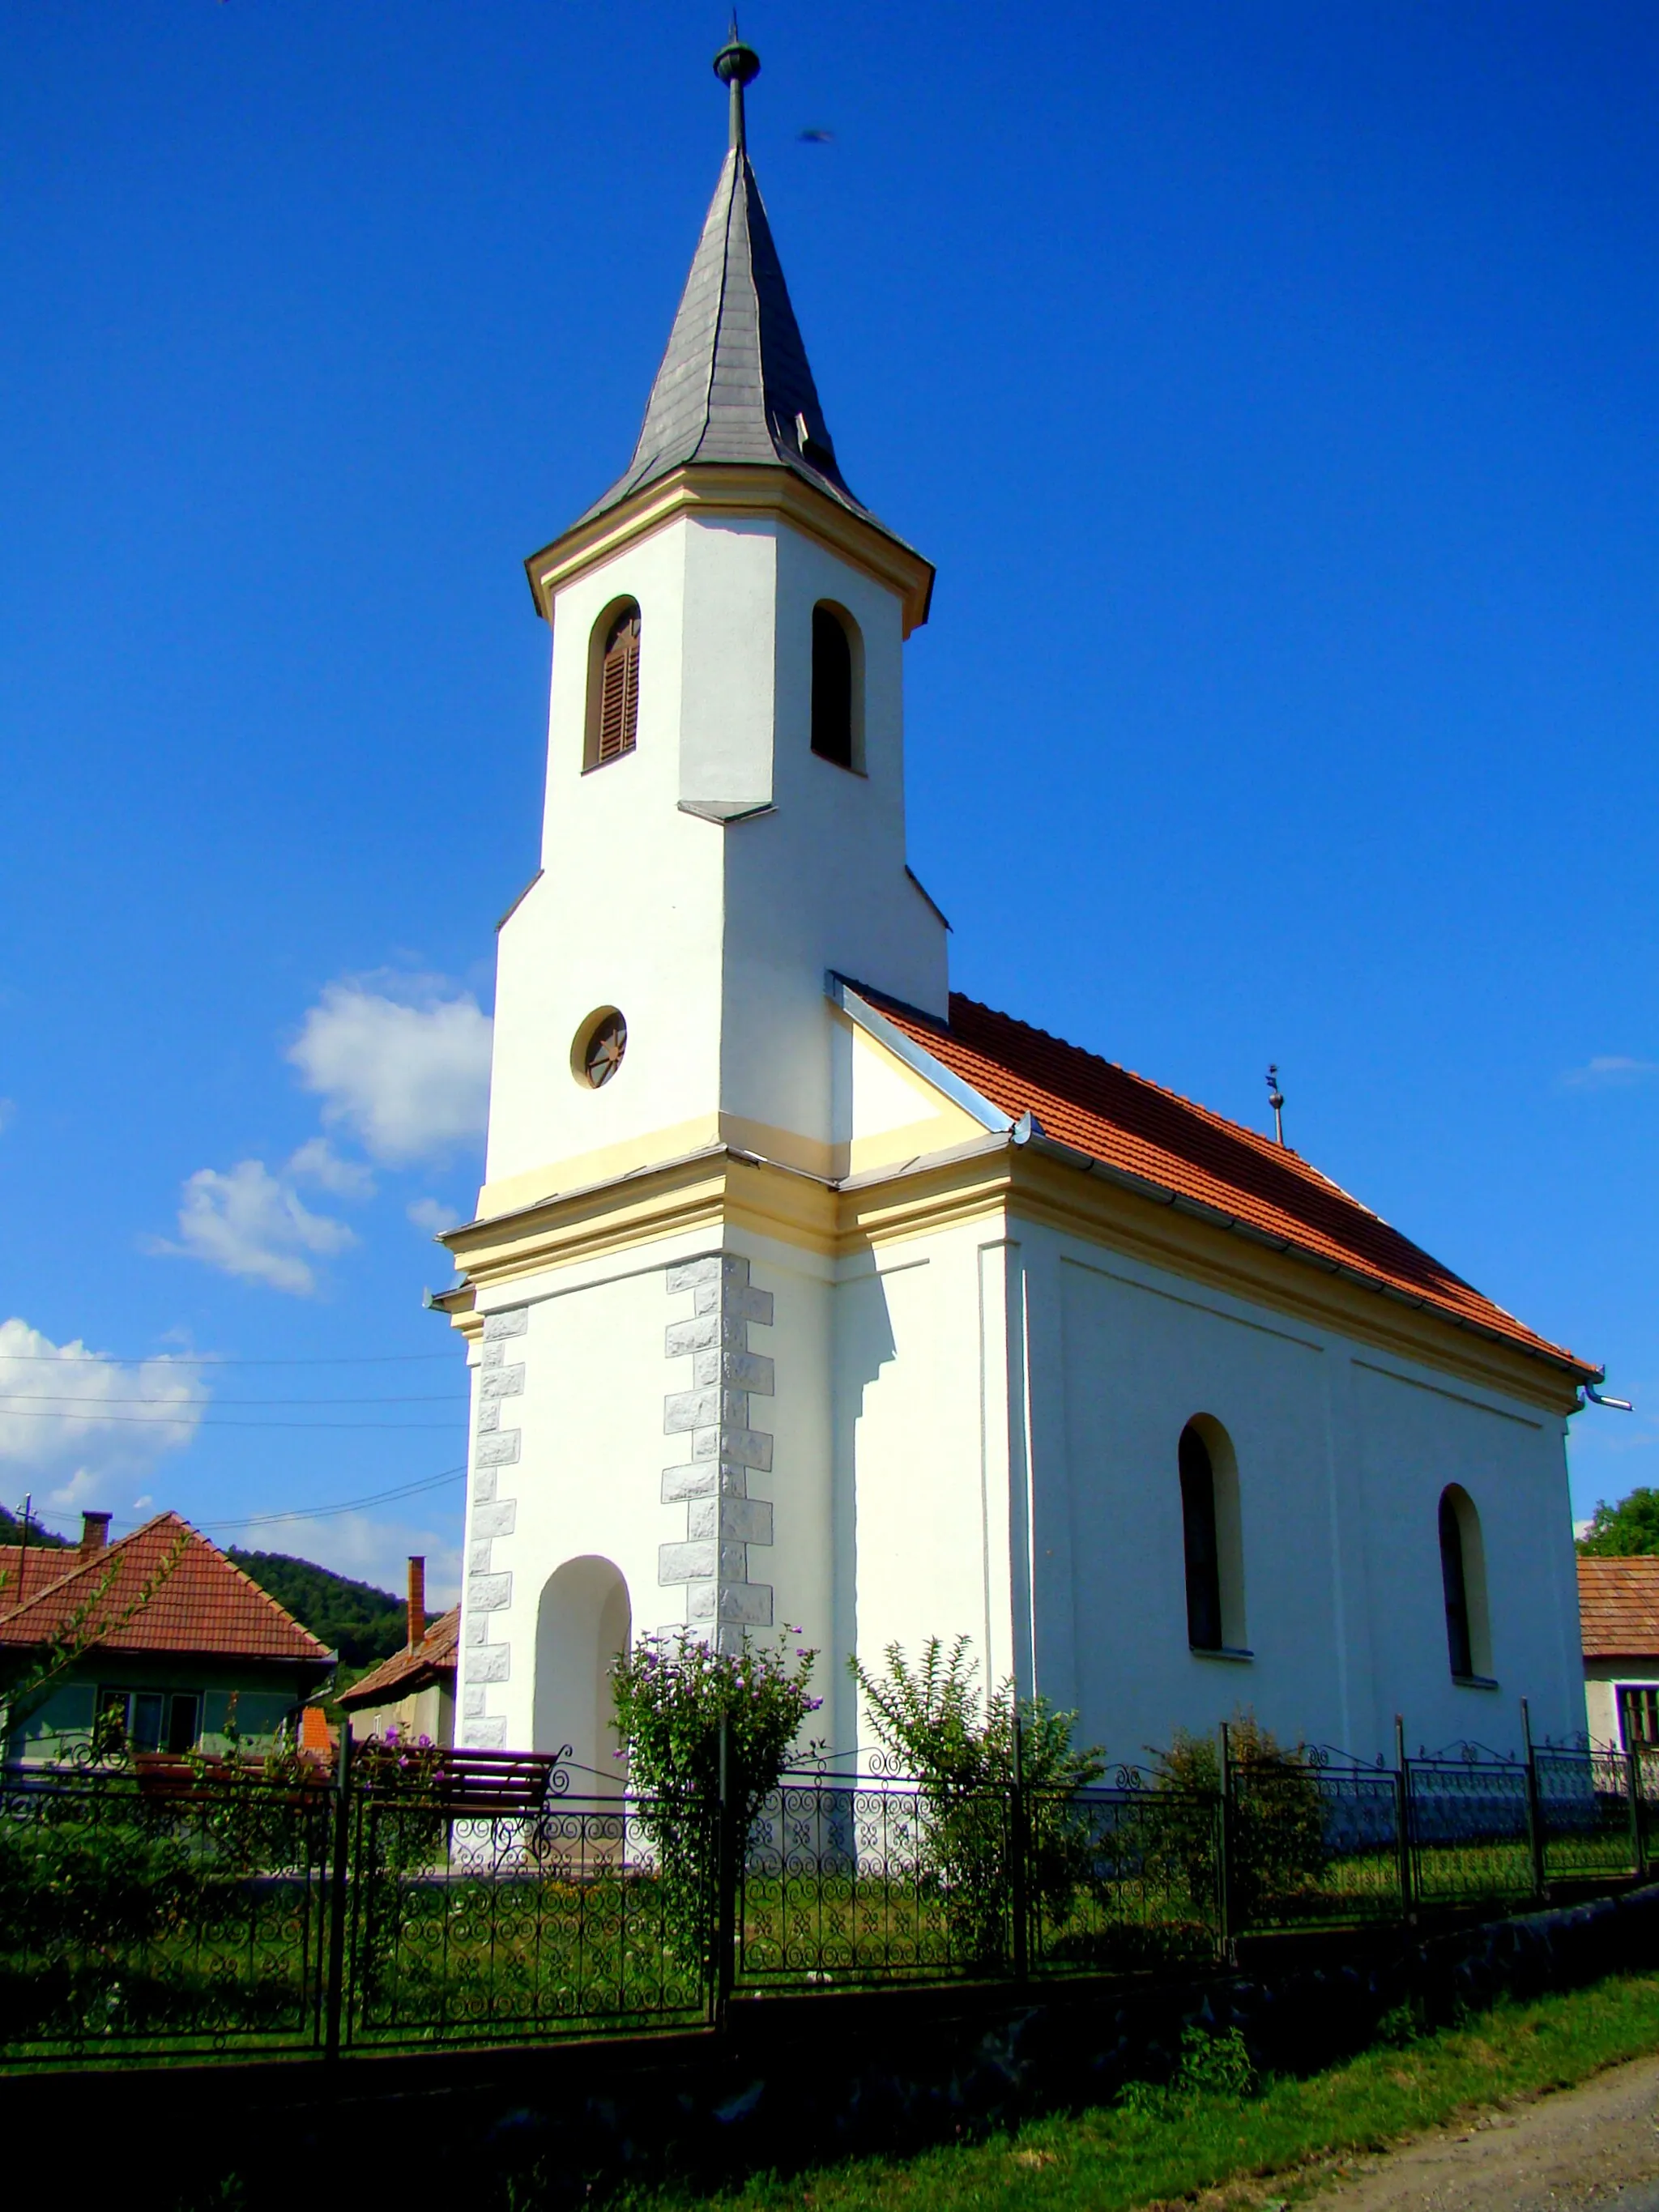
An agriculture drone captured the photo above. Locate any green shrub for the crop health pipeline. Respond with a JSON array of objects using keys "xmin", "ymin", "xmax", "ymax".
[
  {"xmin": 1118, "ymin": 2022, "xmax": 1256, "ymax": 2116},
  {"xmin": 851, "ymin": 1636, "xmax": 1106, "ymax": 1966},
  {"xmin": 1150, "ymin": 1711, "xmax": 1326, "ymax": 1928}
]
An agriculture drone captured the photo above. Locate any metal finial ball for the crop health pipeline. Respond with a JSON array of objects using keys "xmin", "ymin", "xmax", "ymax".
[{"xmin": 714, "ymin": 33, "xmax": 761, "ymax": 88}]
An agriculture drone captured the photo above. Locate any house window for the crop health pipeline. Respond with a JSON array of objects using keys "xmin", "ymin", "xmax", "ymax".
[
  {"xmin": 96, "ymin": 1686, "xmax": 202, "ymax": 1754},
  {"xmin": 1179, "ymin": 1418, "xmax": 1248, "ymax": 1656},
  {"xmin": 811, "ymin": 602, "xmax": 863, "ymax": 771},
  {"xmin": 1619, "ymin": 1686, "xmax": 1659, "ymax": 1751},
  {"xmin": 1439, "ymin": 1485, "xmax": 1494, "ymax": 1683},
  {"xmin": 585, "ymin": 599, "xmax": 641, "ymax": 769}
]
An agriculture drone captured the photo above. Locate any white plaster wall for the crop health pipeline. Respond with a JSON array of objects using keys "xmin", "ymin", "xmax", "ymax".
[
  {"xmin": 1010, "ymin": 1217, "xmax": 1583, "ymax": 1769},
  {"xmin": 679, "ymin": 520, "xmax": 776, "ymax": 815},
  {"xmin": 486, "ymin": 522, "xmax": 725, "ymax": 1191},
  {"xmin": 721, "ymin": 526, "xmax": 948, "ymax": 1158},
  {"xmin": 484, "ymin": 514, "xmax": 946, "ymax": 1203},
  {"xmin": 1049, "ymin": 1242, "xmax": 1340, "ymax": 1763},
  {"xmin": 456, "ymin": 1225, "xmax": 840, "ymax": 1767},
  {"xmin": 834, "ymin": 1221, "xmax": 1005, "ymax": 1755},
  {"xmin": 1351, "ymin": 1361, "xmax": 1581, "ymax": 1753},
  {"xmin": 459, "ymin": 1261, "xmax": 676, "ymax": 1764}
]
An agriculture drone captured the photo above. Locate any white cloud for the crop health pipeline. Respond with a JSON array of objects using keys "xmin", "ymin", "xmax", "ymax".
[
  {"xmin": 288, "ymin": 976, "xmax": 493, "ymax": 1167},
  {"xmin": 152, "ymin": 1160, "xmax": 355, "ymax": 1296},
  {"xmin": 287, "ymin": 1136, "xmax": 376, "ymax": 1199},
  {"xmin": 407, "ymin": 1196, "xmax": 461, "ymax": 1235},
  {"xmin": 1562, "ymin": 1055, "xmax": 1659, "ymax": 1092},
  {"xmin": 0, "ymin": 1317, "xmax": 209, "ymax": 1511}
]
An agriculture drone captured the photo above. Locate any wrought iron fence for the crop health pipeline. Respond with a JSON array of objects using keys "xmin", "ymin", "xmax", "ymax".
[
  {"xmin": 0, "ymin": 1753, "xmax": 332, "ymax": 2061},
  {"xmin": 1024, "ymin": 1776, "xmax": 1222, "ymax": 1974},
  {"xmin": 739, "ymin": 1775, "xmax": 1013, "ymax": 1985},
  {"xmin": 1229, "ymin": 1750, "xmax": 1405, "ymax": 1930},
  {"xmin": 343, "ymin": 1788, "xmax": 708, "ymax": 2048},
  {"xmin": 4, "ymin": 1723, "xmax": 1657, "ymax": 2066}
]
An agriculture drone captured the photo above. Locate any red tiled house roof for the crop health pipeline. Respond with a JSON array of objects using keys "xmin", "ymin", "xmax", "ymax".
[
  {"xmin": 1578, "ymin": 1558, "xmax": 1659, "ymax": 1660},
  {"xmin": 338, "ymin": 1607, "xmax": 458, "ymax": 1710},
  {"xmin": 0, "ymin": 1512, "xmax": 331, "ymax": 1666},
  {"xmin": 855, "ymin": 985, "xmax": 1593, "ymax": 1380},
  {"xmin": 0, "ymin": 1543, "xmax": 85, "ymax": 1613}
]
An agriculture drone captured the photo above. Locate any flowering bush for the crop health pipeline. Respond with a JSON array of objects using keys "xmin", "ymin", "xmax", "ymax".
[{"xmin": 609, "ymin": 1629, "xmax": 821, "ymax": 1956}]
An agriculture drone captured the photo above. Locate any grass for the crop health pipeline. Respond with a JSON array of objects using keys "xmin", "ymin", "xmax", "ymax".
[{"xmin": 595, "ymin": 1971, "xmax": 1659, "ymax": 2212}]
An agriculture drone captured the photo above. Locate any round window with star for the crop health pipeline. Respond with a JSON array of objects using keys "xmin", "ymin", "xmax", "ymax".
[{"xmin": 572, "ymin": 1007, "xmax": 628, "ymax": 1089}]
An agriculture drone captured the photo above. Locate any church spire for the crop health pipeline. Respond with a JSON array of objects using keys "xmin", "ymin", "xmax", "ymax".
[{"xmin": 574, "ymin": 30, "xmax": 882, "ymax": 535}]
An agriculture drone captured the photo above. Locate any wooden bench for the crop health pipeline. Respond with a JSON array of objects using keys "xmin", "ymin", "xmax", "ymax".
[{"xmin": 353, "ymin": 1745, "xmax": 562, "ymax": 1814}]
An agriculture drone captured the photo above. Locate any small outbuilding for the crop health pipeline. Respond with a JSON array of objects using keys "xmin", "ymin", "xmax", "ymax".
[
  {"xmin": 336, "ymin": 1556, "xmax": 458, "ymax": 1745},
  {"xmin": 1578, "ymin": 1555, "xmax": 1659, "ymax": 1751}
]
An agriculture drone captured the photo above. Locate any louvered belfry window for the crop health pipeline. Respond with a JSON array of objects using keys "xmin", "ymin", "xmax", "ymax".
[{"xmin": 587, "ymin": 603, "xmax": 641, "ymax": 768}]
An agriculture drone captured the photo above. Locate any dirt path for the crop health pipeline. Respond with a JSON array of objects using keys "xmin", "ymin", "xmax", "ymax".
[{"xmin": 1298, "ymin": 2052, "xmax": 1659, "ymax": 2211}]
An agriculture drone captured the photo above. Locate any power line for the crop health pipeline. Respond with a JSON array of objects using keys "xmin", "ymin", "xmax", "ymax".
[
  {"xmin": 0, "ymin": 1392, "xmax": 467, "ymax": 1408},
  {"xmin": 12, "ymin": 1467, "xmax": 470, "ymax": 1541},
  {"xmin": 190, "ymin": 1467, "xmax": 468, "ymax": 1529},
  {"xmin": 0, "ymin": 1351, "xmax": 455, "ymax": 1367},
  {"xmin": 0, "ymin": 1409, "xmax": 464, "ymax": 1430}
]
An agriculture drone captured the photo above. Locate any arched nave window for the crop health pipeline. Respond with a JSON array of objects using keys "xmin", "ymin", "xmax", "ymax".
[
  {"xmin": 586, "ymin": 600, "xmax": 641, "ymax": 769},
  {"xmin": 1179, "ymin": 1417, "xmax": 1247, "ymax": 1656},
  {"xmin": 810, "ymin": 602, "xmax": 862, "ymax": 770},
  {"xmin": 1439, "ymin": 1485, "xmax": 1494, "ymax": 1683}
]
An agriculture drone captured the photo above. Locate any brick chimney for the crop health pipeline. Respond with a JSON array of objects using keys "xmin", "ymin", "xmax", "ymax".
[
  {"xmin": 407, "ymin": 1555, "xmax": 426, "ymax": 1652},
  {"xmin": 80, "ymin": 1511, "xmax": 112, "ymax": 1555}
]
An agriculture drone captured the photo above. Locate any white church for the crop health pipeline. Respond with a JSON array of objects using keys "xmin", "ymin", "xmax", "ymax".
[{"xmin": 433, "ymin": 36, "xmax": 1597, "ymax": 1778}]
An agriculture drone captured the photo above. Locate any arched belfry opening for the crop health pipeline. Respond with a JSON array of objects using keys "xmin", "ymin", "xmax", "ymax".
[
  {"xmin": 534, "ymin": 1557, "xmax": 631, "ymax": 1789},
  {"xmin": 811, "ymin": 601, "xmax": 863, "ymax": 771}
]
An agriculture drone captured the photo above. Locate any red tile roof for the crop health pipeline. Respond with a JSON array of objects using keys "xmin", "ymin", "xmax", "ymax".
[
  {"xmin": 1578, "ymin": 1557, "xmax": 1659, "ymax": 1659},
  {"xmin": 0, "ymin": 1543, "xmax": 83, "ymax": 1612},
  {"xmin": 337, "ymin": 1606, "xmax": 458, "ymax": 1708},
  {"xmin": 859, "ymin": 986, "xmax": 1593, "ymax": 1379},
  {"xmin": 0, "ymin": 1513, "xmax": 332, "ymax": 1667}
]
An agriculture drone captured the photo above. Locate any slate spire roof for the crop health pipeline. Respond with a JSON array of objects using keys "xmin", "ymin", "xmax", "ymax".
[{"xmin": 577, "ymin": 39, "xmax": 898, "ymax": 543}]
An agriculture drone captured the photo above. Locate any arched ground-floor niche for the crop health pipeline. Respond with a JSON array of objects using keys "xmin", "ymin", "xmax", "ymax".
[{"xmin": 533, "ymin": 1556, "xmax": 631, "ymax": 1789}]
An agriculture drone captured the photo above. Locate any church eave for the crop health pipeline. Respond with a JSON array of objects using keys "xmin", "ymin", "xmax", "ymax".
[{"xmin": 523, "ymin": 462, "xmax": 935, "ymax": 637}]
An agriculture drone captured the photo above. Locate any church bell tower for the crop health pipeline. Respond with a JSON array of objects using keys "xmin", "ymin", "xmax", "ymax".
[{"xmin": 478, "ymin": 31, "xmax": 947, "ymax": 1225}]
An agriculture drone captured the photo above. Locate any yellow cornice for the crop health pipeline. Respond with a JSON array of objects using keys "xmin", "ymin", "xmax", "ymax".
[
  {"xmin": 433, "ymin": 1136, "xmax": 1581, "ymax": 1416},
  {"xmin": 523, "ymin": 466, "xmax": 936, "ymax": 638}
]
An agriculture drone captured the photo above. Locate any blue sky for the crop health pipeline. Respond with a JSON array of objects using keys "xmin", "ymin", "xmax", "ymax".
[{"xmin": 2, "ymin": 2, "xmax": 1657, "ymax": 1598}]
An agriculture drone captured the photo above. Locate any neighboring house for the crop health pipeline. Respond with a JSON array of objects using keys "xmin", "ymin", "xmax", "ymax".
[
  {"xmin": 429, "ymin": 37, "xmax": 1600, "ymax": 1774},
  {"xmin": 337, "ymin": 1557, "xmax": 457, "ymax": 1745},
  {"xmin": 0, "ymin": 1511, "xmax": 335, "ymax": 1763},
  {"xmin": 1578, "ymin": 1556, "xmax": 1659, "ymax": 1750}
]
